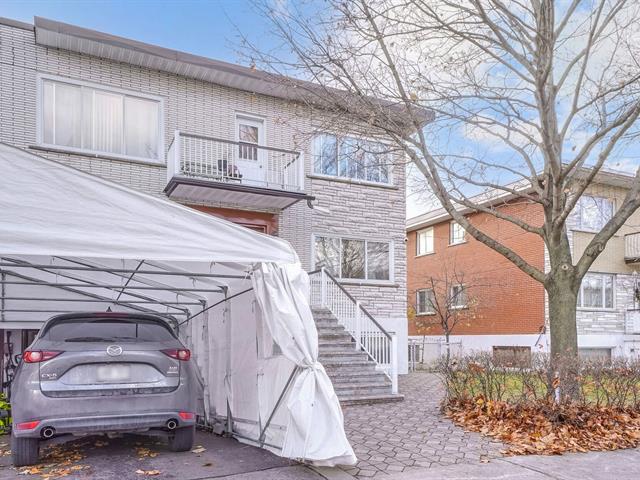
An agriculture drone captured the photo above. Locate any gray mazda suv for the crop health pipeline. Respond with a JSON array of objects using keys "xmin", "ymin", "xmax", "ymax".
[{"xmin": 11, "ymin": 312, "xmax": 202, "ymax": 466}]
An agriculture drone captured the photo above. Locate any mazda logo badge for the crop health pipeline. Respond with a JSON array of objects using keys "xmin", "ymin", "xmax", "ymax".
[{"xmin": 106, "ymin": 345, "xmax": 123, "ymax": 357}]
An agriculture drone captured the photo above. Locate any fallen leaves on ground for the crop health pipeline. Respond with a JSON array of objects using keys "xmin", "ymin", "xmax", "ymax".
[
  {"xmin": 445, "ymin": 397, "xmax": 640, "ymax": 455},
  {"xmin": 17, "ymin": 443, "xmax": 89, "ymax": 479},
  {"xmin": 0, "ymin": 440, "xmax": 10, "ymax": 456},
  {"xmin": 136, "ymin": 447, "xmax": 158, "ymax": 459},
  {"xmin": 135, "ymin": 469, "xmax": 161, "ymax": 476}
]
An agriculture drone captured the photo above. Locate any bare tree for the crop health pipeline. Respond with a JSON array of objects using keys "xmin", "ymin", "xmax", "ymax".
[
  {"xmin": 246, "ymin": 0, "xmax": 640, "ymax": 361},
  {"xmin": 411, "ymin": 264, "xmax": 482, "ymax": 363}
]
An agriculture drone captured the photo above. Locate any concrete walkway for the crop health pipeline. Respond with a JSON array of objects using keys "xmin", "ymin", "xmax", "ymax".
[
  {"xmin": 385, "ymin": 449, "xmax": 640, "ymax": 479},
  {"xmin": 340, "ymin": 372, "xmax": 504, "ymax": 477}
]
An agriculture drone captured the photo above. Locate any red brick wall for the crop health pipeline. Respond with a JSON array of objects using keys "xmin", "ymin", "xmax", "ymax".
[
  {"xmin": 407, "ymin": 202, "xmax": 545, "ymax": 336},
  {"xmin": 188, "ymin": 205, "xmax": 278, "ymax": 235}
]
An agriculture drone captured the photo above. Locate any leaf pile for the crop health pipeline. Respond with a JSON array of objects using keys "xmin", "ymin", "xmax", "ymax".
[
  {"xmin": 445, "ymin": 397, "xmax": 640, "ymax": 455},
  {"xmin": 17, "ymin": 444, "xmax": 88, "ymax": 479},
  {"xmin": 136, "ymin": 447, "xmax": 158, "ymax": 459},
  {"xmin": 0, "ymin": 440, "xmax": 10, "ymax": 456}
]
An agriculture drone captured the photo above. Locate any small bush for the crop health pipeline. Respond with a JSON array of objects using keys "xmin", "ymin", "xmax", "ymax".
[
  {"xmin": 437, "ymin": 352, "xmax": 640, "ymax": 408},
  {"xmin": 437, "ymin": 353, "xmax": 640, "ymax": 455}
]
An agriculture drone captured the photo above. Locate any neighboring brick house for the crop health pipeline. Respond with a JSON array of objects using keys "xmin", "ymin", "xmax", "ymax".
[
  {"xmin": 407, "ymin": 170, "xmax": 640, "ymax": 362},
  {"xmin": 0, "ymin": 16, "xmax": 408, "ymax": 372}
]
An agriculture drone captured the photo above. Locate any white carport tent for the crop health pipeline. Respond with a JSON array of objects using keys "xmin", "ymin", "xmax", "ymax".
[{"xmin": 0, "ymin": 143, "xmax": 356, "ymax": 466}]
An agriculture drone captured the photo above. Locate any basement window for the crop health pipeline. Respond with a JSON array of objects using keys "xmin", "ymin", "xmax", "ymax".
[{"xmin": 493, "ymin": 346, "xmax": 531, "ymax": 368}]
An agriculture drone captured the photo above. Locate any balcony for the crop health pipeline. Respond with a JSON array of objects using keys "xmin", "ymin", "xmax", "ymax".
[
  {"xmin": 625, "ymin": 232, "xmax": 640, "ymax": 264},
  {"xmin": 164, "ymin": 131, "xmax": 312, "ymax": 210}
]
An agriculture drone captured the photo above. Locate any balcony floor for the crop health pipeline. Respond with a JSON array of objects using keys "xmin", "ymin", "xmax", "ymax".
[{"xmin": 165, "ymin": 176, "xmax": 313, "ymax": 210}]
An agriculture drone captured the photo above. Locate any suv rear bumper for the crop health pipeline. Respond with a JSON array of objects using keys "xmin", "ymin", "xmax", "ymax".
[{"xmin": 13, "ymin": 412, "xmax": 195, "ymax": 439}]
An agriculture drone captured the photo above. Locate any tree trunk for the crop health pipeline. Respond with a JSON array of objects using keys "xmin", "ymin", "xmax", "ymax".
[
  {"xmin": 546, "ymin": 277, "xmax": 579, "ymax": 360},
  {"xmin": 546, "ymin": 276, "xmax": 580, "ymax": 401},
  {"xmin": 444, "ymin": 332, "xmax": 451, "ymax": 364}
]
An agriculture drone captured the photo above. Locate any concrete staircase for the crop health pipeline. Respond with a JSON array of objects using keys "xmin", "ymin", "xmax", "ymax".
[{"xmin": 313, "ymin": 307, "xmax": 404, "ymax": 405}]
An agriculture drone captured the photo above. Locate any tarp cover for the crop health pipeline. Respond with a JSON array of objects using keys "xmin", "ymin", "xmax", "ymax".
[
  {"xmin": 0, "ymin": 143, "xmax": 356, "ymax": 466},
  {"xmin": 0, "ymin": 143, "xmax": 296, "ymax": 264}
]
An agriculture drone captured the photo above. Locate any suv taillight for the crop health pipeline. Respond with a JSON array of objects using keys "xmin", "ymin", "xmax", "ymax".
[
  {"xmin": 23, "ymin": 350, "xmax": 63, "ymax": 363},
  {"xmin": 161, "ymin": 349, "xmax": 191, "ymax": 361}
]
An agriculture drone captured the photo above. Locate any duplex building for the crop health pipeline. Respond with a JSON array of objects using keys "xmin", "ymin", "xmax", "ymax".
[
  {"xmin": 0, "ymin": 16, "xmax": 410, "ymax": 396},
  {"xmin": 407, "ymin": 170, "xmax": 640, "ymax": 362}
]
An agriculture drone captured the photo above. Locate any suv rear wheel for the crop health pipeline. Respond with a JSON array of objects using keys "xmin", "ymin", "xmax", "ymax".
[
  {"xmin": 11, "ymin": 433, "xmax": 39, "ymax": 466},
  {"xmin": 168, "ymin": 425, "xmax": 195, "ymax": 452}
]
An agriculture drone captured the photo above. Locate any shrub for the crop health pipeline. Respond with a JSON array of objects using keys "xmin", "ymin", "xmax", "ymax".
[
  {"xmin": 437, "ymin": 353, "xmax": 640, "ymax": 408},
  {"xmin": 437, "ymin": 353, "xmax": 640, "ymax": 454}
]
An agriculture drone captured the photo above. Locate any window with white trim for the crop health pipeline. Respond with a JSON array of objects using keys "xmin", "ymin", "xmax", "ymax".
[
  {"xmin": 416, "ymin": 228, "xmax": 434, "ymax": 255},
  {"xmin": 578, "ymin": 273, "xmax": 614, "ymax": 309},
  {"xmin": 39, "ymin": 77, "xmax": 162, "ymax": 161},
  {"xmin": 416, "ymin": 289, "xmax": 436, "ymax": 315},
  {"xmin": 314, "ymin": 235, "xmax": 392, "ymax": 281},
  {"xmin": 312, "ymin": 134, "xmax": 391, "ymax": 184},
  {"xmin": 575, "ymin": 195, "xmax": 613, "ymax": 232},
  {"xmin": 449, "ymin": 221, "xmax": 466, "ymax": 245},
  {"xmin": 450, "ymin": 284, "xmax": 467, "ymax": 308}
]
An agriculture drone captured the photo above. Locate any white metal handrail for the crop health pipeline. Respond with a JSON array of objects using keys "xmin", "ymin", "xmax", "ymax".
[
  {"xmin": 309, "ymin": 268, "xmax": 398, "ymax": 394},
  {"xmin": 167, "ymin": 131, "xmax": 304, "ymax": 192}
]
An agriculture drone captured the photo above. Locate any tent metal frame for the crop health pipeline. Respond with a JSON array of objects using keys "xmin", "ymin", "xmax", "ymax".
[
  {"xmin": 0, "ymin": 257, "xmax": 297, "ymax": 452},
  {"xmin": 0, "ymin": 256, "xmax": 239, "ymax": 320},
  {"xmin": 0, "ymin": 262, "xmax": 247, "ymax": 278}
]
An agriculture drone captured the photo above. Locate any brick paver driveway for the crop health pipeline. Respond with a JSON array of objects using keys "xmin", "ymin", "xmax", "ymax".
[{"xmin": 340, "ymin": 372, "xmax": 504, "ymax": 477}]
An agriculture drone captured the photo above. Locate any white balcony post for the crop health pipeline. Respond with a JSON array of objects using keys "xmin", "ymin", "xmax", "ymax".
[
  {"xmin": 173, "ymin": 130, "xmax": 181, "ymax": 175},
  {"xmin": 355, "ymin": 302, "xmax": 361, "ymax": 351},
  {"xmin": 297, "ymin": 152, "xmax": 305, "ymax": 191},
  {"xmin": 320, "ymin": 268, "xmax": 327, "ymax": 308},
  {"xmin": 391, "ymin": 333, "xmax": 398, "ymax": 394}
]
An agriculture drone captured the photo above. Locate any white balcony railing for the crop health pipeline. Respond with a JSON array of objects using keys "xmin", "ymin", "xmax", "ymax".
[
  {"xmin": 167, "ymin": 131, "xmax": 304, "ymax": 192},
  {"xmin": 309, "ymin": 268, "xmax": 398, "ymax": 394},
  {"xmin": 625, "ymin": 233, "xmax": 640, "ymax": 263}
]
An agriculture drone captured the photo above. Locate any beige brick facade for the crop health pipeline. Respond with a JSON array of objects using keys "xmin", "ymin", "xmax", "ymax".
[{"xmin": 0, "ymin": 20, "xmax": 406, "ymax": 326}]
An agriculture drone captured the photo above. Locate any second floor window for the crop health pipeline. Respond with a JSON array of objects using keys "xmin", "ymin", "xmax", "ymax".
[
  {"xmin": 315, "ymin": 235, "xmax": 392, "ymax": 281},
  {"xmin": 416, "ymin": 289, "xmax": 436, "ymax": 315},
  {"xmin": 450, "ymin": 284, "xmax": 467, "ymax": 309},
  {"xmin": 312, "ymin": 134, "xmax": 391, "ymax": 184},
  {"xmin": 40, "ymin": 77, "xmax": 162, "ymax": 161},
  {"xmin": 450, "ymin": 221, "xmax": 466, "ymax": 245},
  {"xmin": 416, "ymin": 227, "xmax": 434, "ymax": 255},
  {"xmin": 575, "ymin": 195, "xmax": 614, "ymax": 232},
  {"xmin": 578, "ymin": 273, "xmax": 614, "ymax": 309}
]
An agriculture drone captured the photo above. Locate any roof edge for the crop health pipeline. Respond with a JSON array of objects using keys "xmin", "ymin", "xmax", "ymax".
[
  {"xmin": 406, "ymin": 166, "xmax": 638, "ymax": 231},
  {"xmin": 30, "ymin": 16, "xmax": 432, "ymax": 130},
  {"xmin": 0, "ymin": 16, "xmax": 33, "ymax": 31}
]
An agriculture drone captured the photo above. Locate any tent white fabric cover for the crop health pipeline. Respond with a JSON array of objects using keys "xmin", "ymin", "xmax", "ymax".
[
  {"xmin": 0, "ymin": 144, "xmax": 296, "ymax": 264},
  {"xmin": 0, "ymin": 143, "xmax": 356, "ymax": 466}
]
